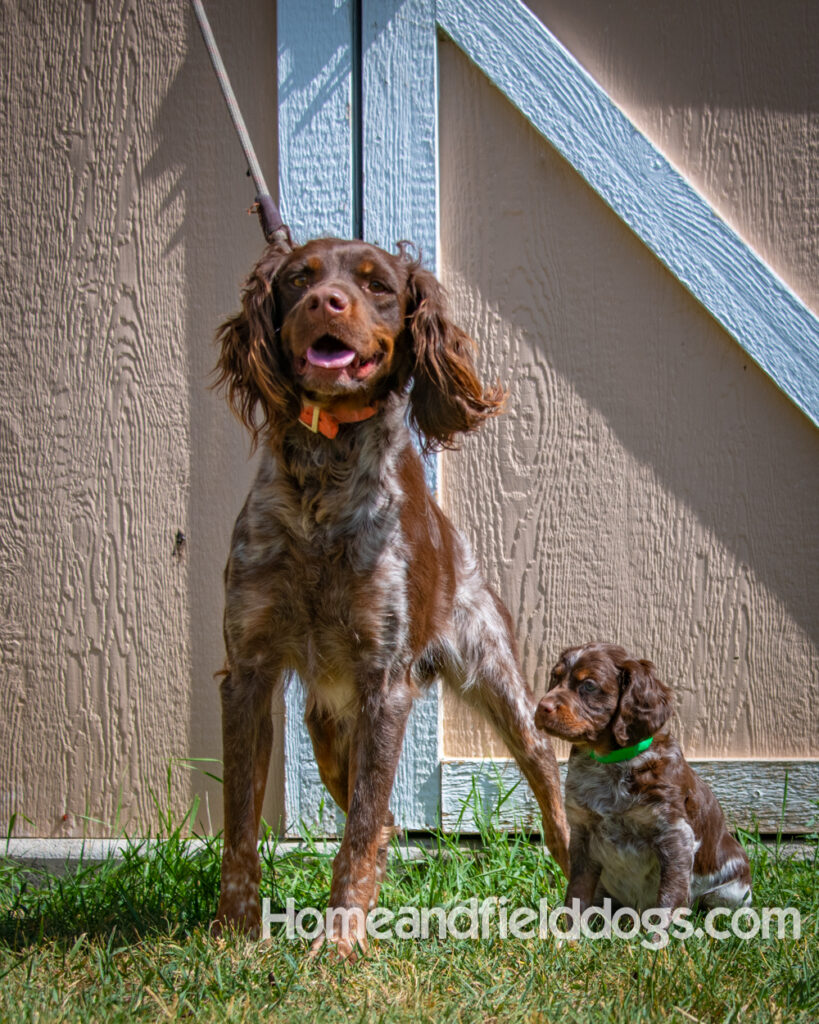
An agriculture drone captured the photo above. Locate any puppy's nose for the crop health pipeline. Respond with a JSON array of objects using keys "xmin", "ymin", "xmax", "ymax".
[
  {"xmin": 534, "ymin": 696, "xmax": 556, "ymax": 728},
  {"xmin": 307, "ymin": 287, "xmax": 349, "ymax": 316}
]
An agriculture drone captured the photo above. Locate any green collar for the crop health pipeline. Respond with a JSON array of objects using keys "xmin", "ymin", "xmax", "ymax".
[{"xmin": 589, "ymin": 737, "xmax": 654, "ymax": 764}]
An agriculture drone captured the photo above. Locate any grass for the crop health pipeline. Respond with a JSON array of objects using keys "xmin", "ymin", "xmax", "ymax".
[{"xmin": 0, "ymin": 788, "xmax": 816, "ymax": 1023}]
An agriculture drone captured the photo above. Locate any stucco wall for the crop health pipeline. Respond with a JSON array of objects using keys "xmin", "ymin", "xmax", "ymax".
[
  {"xmin": 438, "ymin": 11, "xmax": 818, "ymax": 759},
  {"xmin": 0, "ymin": 0, "xmax": 281, "ymax": 837}
]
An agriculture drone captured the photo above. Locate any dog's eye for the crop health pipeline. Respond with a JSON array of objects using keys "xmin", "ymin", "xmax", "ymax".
[
  {"xmin": 290, "ymin": 272, "xmax": 309, "ymax": 288},
  {"xmin": 578, "ymin": 681, "xmax": 597, "ymax": 696},
  {"xmin": 367, "ymin": 279, "xmax": 390, "ymax": 294}
]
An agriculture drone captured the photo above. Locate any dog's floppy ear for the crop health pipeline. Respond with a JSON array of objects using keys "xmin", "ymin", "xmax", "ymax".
[
  {"xmin": 405, "ymin": 264, "xmax": 506, "ymax": 453},
  {"xmin": 612, "ymin": 657, "xmax": 673, "ymax": 747},
  {"xmin": 213, "ymin": 241, "xmax": 297, "ymax": 448}
]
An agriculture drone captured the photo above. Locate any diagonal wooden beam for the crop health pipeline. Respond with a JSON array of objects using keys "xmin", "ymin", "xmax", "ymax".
[{"xmin": 437, "ymin": 0, "xmax": 819, "ymax": 427}]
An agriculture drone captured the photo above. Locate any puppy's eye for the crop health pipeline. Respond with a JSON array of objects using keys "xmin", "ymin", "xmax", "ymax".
[
  {"xmin": 290, "ymin": 273, "xmax": 309, "ymax": 288},
  {"xmin": 367, "ymin": 279, "xmax": 390, "ymax": 294},
  {"xmin": 578, "ymin": 681, "xmax": 597, "ymax": 696}
]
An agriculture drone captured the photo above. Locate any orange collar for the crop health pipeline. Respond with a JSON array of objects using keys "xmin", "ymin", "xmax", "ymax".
[{"xmin": 298, "ymin": 402, "xmax": 379, "ymax": 439}]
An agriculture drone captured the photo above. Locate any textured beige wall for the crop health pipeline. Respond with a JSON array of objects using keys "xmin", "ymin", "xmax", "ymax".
[
  {"xmin": 525, "ymin": 0, "xmax": 819, "ymax": 313},
  {"xmin": 438, "ymin": 23, "xmax": 818, "ymax": 759},
  {"xmin": 0, "ymin": 0, "xmax": 282, "ymax": 837}
]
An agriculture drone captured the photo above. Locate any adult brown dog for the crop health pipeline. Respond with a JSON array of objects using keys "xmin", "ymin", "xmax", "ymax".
[{"xmin": 212, "ymin": 236, "xmax": 569, "ymax": 957}]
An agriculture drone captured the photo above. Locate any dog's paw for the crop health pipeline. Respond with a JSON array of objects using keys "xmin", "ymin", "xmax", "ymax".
[
  {"xmin": 211, "ymin": 901, "xmax": 262, "ymax": 942},
  {"xmin": 307, "ymin": 913, "xmax": 369, "ymax": 963}
]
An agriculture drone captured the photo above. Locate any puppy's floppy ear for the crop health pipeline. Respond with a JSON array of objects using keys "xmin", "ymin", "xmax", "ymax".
[
  {"xmin": 212, "ymin": 240, "xmax": 298, "ymax": 448},
  {"xmin": 405, "ymin": 263, "xmax": 506, "ymax": 453},
  {"xmin": 612, "ymin": 657, "xmax": 673, "ymax": 747}
]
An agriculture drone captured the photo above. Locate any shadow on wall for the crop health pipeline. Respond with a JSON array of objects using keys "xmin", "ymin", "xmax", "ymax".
[
  {"xmin": 441, "ymin": 39, "xmax": 819, "ymax": 638},
  {"xmin": 439, "ymin": 39, "xmax": 818, "ymax": 756}
]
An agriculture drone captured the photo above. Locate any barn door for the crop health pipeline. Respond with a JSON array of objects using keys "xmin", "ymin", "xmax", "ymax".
[{"xmin": 278, "ymin": 0, "xmax": 819, "ymax": 838}]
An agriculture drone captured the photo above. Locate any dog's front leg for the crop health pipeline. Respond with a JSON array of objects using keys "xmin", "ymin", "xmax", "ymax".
[
  {"xmin": 654, "ymin": 824, "xmax": 695, "ymax": 910},
  {"xmin": 564, "ymin": 825, "xmax": 602, "ymax": 914},
  {"xmin": 213, "ymin": 667, "xmax": 278, "ymax": 939},
  {"xmin": 310, "ymin": 671, "xmax": 413, "ymax": 962}
]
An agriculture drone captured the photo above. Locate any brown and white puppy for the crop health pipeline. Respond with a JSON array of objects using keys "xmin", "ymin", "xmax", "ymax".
[
  {"xmin": 535, "ymin": 642, "xmax": 751, "ymax": 914},
  {"xmin": 212, "ymin": 236, "xmax": 569, "ymax": 957}
]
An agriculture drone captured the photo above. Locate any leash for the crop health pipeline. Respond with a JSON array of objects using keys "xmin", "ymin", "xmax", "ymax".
[
  {"xmin": 192, "ymin": 3, "xmax": 382, "ymax": 442},
  {"xmin": 189, "ymin": 0, "xmax": 291, "ymax": 248}
]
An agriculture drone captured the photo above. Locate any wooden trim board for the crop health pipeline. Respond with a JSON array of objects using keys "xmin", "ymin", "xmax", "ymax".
[{"xmin": 441, "ymin": 758, "xmax": 819, "ymax": 834}]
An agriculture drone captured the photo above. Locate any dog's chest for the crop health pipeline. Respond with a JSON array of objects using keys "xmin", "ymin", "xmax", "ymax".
[
  {"xmin": 228, "ymin": 443, "xmax": 411, "ymax": 695},
  {"xmin": 565, "ymin": 756, "xmax": 667, "ymax": 911}
]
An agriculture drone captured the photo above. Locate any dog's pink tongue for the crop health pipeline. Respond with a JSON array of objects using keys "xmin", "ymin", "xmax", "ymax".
[{"xmin": 306, "ymin": 346, "xmax": 356, "ymax": 369}]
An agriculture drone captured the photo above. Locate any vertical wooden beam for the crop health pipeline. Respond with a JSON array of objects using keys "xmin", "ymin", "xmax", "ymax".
[
  {"xmin": 280, "ymin": 0, "xmax": 444, "ymax": 833},
  {"xmin": 361, "ymin": 0, "xmax": 438, "ymax": 268},
  {"xmin": 279, "ymin": 0, "xmax": 357, "ymax": 835},
  {"xmin": 280, "ymin": 0, "xmax": 443, "ymax": 833},
  {"xmin": 277, "ymin": 0, "xmax": 356, "ymax": 241},
  {"xmin": 362, "ymin": 0, "xmax": 442, "ymax": 828}
]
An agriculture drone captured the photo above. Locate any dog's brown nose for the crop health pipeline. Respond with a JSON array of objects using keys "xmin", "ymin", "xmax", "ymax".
[
  {"xmin": 534, "ymin": 696, "xmax": 558, "ymax": 730},
  {"xmin": 307, "ymin": 287, "xmax": 349, "ymax": 317}
]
